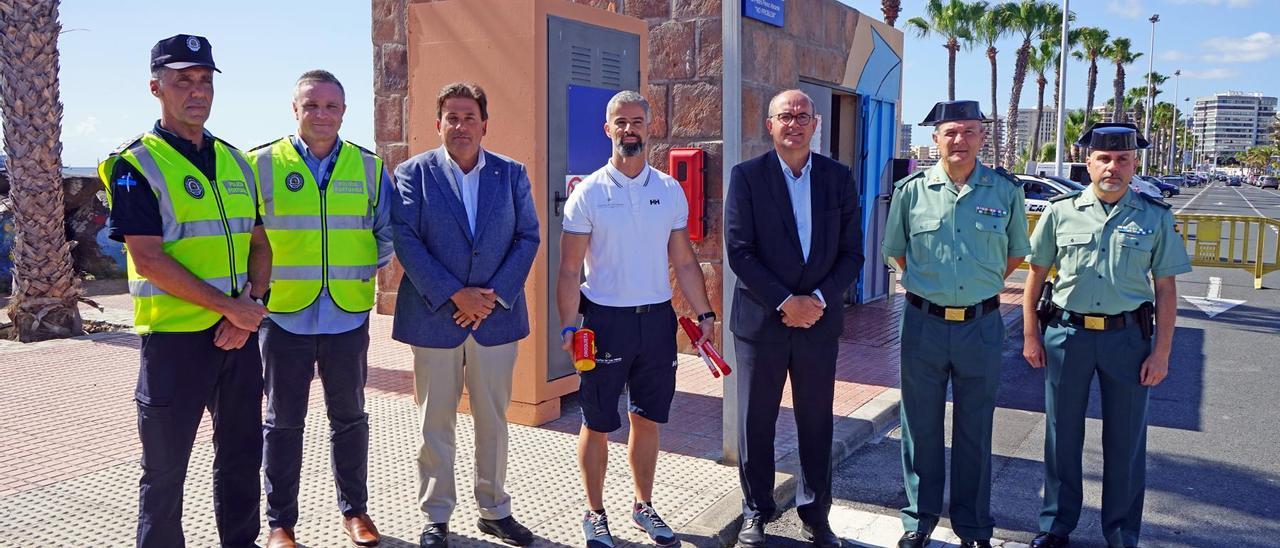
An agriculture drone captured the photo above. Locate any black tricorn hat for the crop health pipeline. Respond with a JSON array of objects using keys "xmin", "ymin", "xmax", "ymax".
[
  {"xmin": 150, "ymin": 34, "xmax": 220, "ymax": 73},
  {"xmin": 919, "ymin": 100, "xmax": 993, "ymax": 126},
  {"xmin": 1075, "ymin": 122, "xmax": 1150, "ymax": 151}
]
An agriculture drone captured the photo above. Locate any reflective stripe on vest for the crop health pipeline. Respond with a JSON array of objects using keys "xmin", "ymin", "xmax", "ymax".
[
  {"xmin": 251, "ymin": 138, "xmax": 381, "ymax": 314},
  {"xmin": 99, "ymin": 132, "xmax": 257, "ymax": 334}
]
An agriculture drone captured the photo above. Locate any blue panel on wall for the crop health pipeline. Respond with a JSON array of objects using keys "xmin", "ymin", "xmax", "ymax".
[
  {"xmin": 859, "ymin": 97, "xmax": 896, "ymax": 303},
  {"xmin": 743, "ymin": 0, "xmax": 785, "ymax": 27},
  {"xmin": 567, "ymin": 84, "xmax": 620, "ymax": 175},
  {"xmin": 856, "ymin": 28, "xmax": 902, "ymax": 101}
]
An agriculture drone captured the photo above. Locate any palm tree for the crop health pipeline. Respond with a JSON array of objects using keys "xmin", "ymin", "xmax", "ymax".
[
  {"xmin": 906, "ymin": 0, "xmax": 981, "ymax": 100},
  {"xmin": 1126, "ymin": 86, "xmax": 1148, "ymax": 133},
  {"xmin": 1065, "ymin": 109, "xmax": 1086, "ymax": 161},
  {"xmin": 1071, "ymin": 27, "xmax": 1111, "ymax": 126},
  {"xmin": 1103, "ymin": 37, "xmax": 1141, "ymax": 123},
  {"xmin": 0, "ymin": 0, "xmax": 83, "ymax": 342},
  {"xmin": 1002, "ymin": 0, "xmax": 1057, "ymax": 168},
  {"xmin": 1027, "ymin": 39, "xmax": 1056, "ymax": 164},
  {"xmin": 882, "ymin": 0, "xmax": 902, "ymax": 26},
  {"xmin": 972, "ymin": 2, "xmax": 1012, "ymax": 166}
]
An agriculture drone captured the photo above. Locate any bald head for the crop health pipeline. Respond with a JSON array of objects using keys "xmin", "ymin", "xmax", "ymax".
[{"xmin": 767, "ymin": 89, "xmax": 813, "ymax": 116}]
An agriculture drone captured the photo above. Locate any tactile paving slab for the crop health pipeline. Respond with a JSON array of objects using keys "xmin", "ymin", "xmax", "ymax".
[{"xmin": 0, "ymin": 395, "xmax": 740, "ymax": 547}]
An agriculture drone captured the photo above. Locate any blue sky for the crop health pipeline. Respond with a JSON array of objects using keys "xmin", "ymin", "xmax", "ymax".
[{"xmin": 10, "ymin": 0, "xmax": 1280, "ymax": 166}]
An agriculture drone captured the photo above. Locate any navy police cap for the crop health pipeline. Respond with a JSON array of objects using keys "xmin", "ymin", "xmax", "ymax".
[
  {"xmin": 1075, "ymin": 122, "xmax": 1150, "ymax": 151},
  {"xmin": 150, "ymin": 34, "xmax": 220, "ymax": 73},
  {"xmin": 919, "ymin": 100, "xmax": 993, "ymax": 126}
]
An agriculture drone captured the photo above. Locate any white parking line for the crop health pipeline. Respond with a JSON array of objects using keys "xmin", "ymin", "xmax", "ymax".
[
  {"xmin": 1176, "ymin": 181, "xmax": 1215, "ymax": 214},
  {"xmin": 1231, "ymin": 185, "xmax": 1268, "ymax": 218}
]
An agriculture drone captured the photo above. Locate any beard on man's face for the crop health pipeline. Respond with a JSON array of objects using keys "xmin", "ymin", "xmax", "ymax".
[{"xmin": 617, "ymin": 137, "xmax": 644, "ymax": 157}]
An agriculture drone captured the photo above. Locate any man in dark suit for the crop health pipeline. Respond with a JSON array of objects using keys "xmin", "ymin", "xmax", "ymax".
[
  {"xmin": 725, "ymin": 89, "xmax": 864, "ymax": 547},
  {"xmin": 390, "ymin": 82, "xmax": 541, "ymax": 548}
]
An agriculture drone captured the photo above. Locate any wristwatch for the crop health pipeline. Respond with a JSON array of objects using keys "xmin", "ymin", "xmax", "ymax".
[{"xmin": 696, "ymin": 311, "xmax": 717, "ymax": 323}]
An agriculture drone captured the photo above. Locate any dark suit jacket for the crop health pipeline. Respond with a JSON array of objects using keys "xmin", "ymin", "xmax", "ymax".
[
  {"xmin": 390, "ymin": 146, "xmax": 540, "ymax": 348},
  {"xmin": 724, "ymin": 150, "xmax": 864, "ymax": 343}
]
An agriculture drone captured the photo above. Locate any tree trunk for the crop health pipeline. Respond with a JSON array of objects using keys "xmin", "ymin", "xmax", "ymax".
[
  {"xmin": 882, "ymin": 0, "xmax": 900, "ymax": 27},
  {"xmin": 1004, "ymin": 39, "xmax": 1032, "ymax": 169},
  {"xmin": 1031, "ymin": 74, "xmax": 1047, "ymax": 164},
  {"xmin": 1112, "ymin": 65, "xmax": 1126, "ymax": 123},
  {"xmin": 1085, "ymin": 58, "xmax": 1099, "ymax": 126},
  {"xmin": 988, "ymin": 47, "xmax": 1000, "ymax": 167},
  {"xmin": 946, "ymin": 39, "xmax": 958, "ymax": 101},
  {"xmin": 0, "ymin": 0, "xmax": 84, "ymax": 341}
]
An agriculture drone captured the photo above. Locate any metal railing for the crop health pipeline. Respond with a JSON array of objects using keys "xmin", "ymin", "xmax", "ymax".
[{"xmin": 1024, "ymin": 212, "xmax": 1280, "ymax": 289}]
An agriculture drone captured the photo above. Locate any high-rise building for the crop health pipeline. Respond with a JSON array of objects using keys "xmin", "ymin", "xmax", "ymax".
[
  {"xmin": 1193, "ymin": 91, "xmax": 1278, "ymax": 164},
  {"xmin": 899, "ymin": 123, "xmax": 912, "ymax": 156},
  {"xmin": 1012, "ymin": 108, "xmax": 1057, "ymax": 159}
]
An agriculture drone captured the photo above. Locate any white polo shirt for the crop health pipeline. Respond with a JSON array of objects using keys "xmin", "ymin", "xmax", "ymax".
[{"xmin": 562, "ymin": 162, "xmax": 688, "ymax": 307}]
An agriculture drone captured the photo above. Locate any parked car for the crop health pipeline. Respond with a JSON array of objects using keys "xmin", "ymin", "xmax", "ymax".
[
  {"xmin": 1129, "ymin": 177, "xmax": 1163, "ymax": 199},
  {"xmin": 1160, "ymin": 176, "xmax": 1186, "ymax": 189},
  {"xmin": 1019, "ymin": 174, "xmax": 1084, "ymax": 213},
  {"xmin": 1259, "ymin": 176, "xmax": 1279, "ymax": 189},
  {"xmin": 1226, "ymin": 176, "xmax": 1243, "ymax": 187},
  {"xmin": 1141, "ymin": 175, "xmax": 1180, "ymax": 198}
]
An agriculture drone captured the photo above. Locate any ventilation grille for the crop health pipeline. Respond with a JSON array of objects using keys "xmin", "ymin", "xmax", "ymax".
[
  {"xmin": 600, "ymin": 50, "xmax": 622, "ymax": 87},
  {"xmin": 570, "ymin": 45, "xmax": 593, "ymax": 84}
]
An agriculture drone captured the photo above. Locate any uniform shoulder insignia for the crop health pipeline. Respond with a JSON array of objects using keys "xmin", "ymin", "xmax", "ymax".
[
  {"xmin": 110, "ymin": 134, "xmax": 144, "ymax": 156},
  {"xmin": 1139, "ymin": 192, "xmax": 1172, "ymax": 209},
  {"xmin": 894, "ymin": 170, "xmax": 926, "ymax": 190},
  {"xmin": 344, "ymin": 140, "xmax": 378, "ymax": 157},
  {"xmin": 1049, "ymin": 190, "xmax": 1080, "ymax": 203},
  {"xmin": 994, "ymin": 166, "xmax": 1023, "ymax": 185}
]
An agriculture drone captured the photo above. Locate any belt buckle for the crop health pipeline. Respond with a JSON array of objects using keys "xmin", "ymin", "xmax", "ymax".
[
  {"xmin": 1083, "ymin": 315, "xmax": 1106, "ymax": 330},
  {"xmin": 944, "ymin": 307, "xmax": 966, "ymax": 322}
]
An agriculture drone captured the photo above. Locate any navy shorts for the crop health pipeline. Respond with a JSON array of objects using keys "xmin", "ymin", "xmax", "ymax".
[{"xmin": 577, "ymin": 296, "xmax": 678, "ymax": 433}]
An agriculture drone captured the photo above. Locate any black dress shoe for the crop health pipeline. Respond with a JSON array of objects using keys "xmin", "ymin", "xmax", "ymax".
[
  {"xmin": 478, "ymin": 515, "xmax": 534, "ymax": 546},
  {"xmin": 1030, "ymin": 532, "xmax": 1070, "ymax": 548},
  {"xmin": 737, "ymin": 516, "xmax": 766, "ymax": 547},
  {"xmin": 419, "ymin": 522, "xmax": 449, "ymax": 548},
  {"xmin": 960, "ymin": 540, "xmax": 992, "ymax": 548},
  {"xmin": 801, "ymin": 521, "xmax": 840, "ymax": 547},
  {"xmin": 897, "ymin": 531, "xmax": 931, "ymax": 548}
]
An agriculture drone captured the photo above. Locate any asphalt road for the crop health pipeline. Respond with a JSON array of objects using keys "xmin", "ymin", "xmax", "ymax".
[{"xmin": 755, "ymin": 186, "xmax": 1280, "ymax": 547}]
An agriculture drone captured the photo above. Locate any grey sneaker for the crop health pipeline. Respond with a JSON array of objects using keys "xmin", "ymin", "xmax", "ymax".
[
  {"xmin": 631, "ymin": 502, "xmax": 677, "ymax": 546},
  {"xmin": 583, "ymin": 510, "xmax": 615, "ymax": 548}
]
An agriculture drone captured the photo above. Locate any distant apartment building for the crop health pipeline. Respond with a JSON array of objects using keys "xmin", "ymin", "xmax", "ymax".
[
  {"xmin": 1012, "ymin": 108, "xmax": 1057, "ymax": 157},
  {"xmin": 899, "ymin": 123, "xmax": 912, "ymax": 156},
  {"xmin": 1193, "ymin": 91, "xmax": 1277, "ymax": 164}
]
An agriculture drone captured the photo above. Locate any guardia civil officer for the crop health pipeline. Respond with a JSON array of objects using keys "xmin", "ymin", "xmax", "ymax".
[
  {"xmin": 556, "ymin": 90, "xmax": 716, "ymax": 548},
  {"xmin": 247, "ymin": 70, "xmax": 392, "ymax": 548},
  {"xmin": 1022, "ymin": 123, "xmax": 1191, "ymax": 548},
  {"xmin": 882, "ymin": 100, "xmax": 1031, "ymax": 548},
  {"xmin": 99, "ymin": 35, "xmax": 269, "ymax": 547}
]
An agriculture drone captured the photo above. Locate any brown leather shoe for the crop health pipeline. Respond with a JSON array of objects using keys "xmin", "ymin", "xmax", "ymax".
[
  {"xmin": 342, "ymin": 513, "xmax": 381, "ymax": 547},
  {"xmin": 265, "ymin": 527, "xmax": 297, "ymax": 548}
]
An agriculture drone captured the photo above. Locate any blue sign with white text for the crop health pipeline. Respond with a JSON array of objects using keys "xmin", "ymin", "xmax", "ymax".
[{"xmin": 744, "ymin": 0, "xmax": 784, "ymax": 27}]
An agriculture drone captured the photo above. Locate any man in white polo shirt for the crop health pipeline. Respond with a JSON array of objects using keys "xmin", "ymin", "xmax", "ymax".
[{"xmin": 556, "ymin": 90, "xmax": 717, "ymax": 548}]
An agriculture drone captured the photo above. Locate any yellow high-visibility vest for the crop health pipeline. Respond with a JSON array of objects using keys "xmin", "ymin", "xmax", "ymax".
[
  {"xmin": 98, "ymin": 132, "xmax": 257, "ymax": 334},
  {"xmin": 249, "ymin": 138, "xmax": 382, "ymax": 313}
]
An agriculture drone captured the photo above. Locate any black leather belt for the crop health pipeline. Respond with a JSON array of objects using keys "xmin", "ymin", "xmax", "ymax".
[
  {"xmin": 581, "ymin": 295, "xmax": 671, "ymax": 314},
  {"xmin": 1053, "ymin": 306, "xmax": 1140, "ymax": 331},
  {"xmin": 905, "ymin": 293, "xmax": 1000, "ymax": 322}
]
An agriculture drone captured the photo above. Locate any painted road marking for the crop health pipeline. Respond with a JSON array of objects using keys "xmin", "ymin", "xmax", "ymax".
[
  {"xmin": 1176, "ymin": 181, "xmax": 1215, "ymax": 214},
  {"xmin": 1183, "ymin": 276, "xmax": 1246, "ymax": 318}
]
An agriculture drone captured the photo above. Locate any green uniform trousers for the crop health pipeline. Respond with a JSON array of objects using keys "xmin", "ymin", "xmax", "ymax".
[
  {"xmin": 1041, "ymin": 316, "xmax": 1150, "ymax": 548},
  {"xmin": 899, "ymin": 301, "xmax": 1005, "ymax": 541}
]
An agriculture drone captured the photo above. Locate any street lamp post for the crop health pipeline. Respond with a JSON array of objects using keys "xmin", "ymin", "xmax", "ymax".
[
  {"xmin": 1183, "ymin": 97, "xmax": 1192, "ymax": 172},
  {"xmin": 1168, "ymin": 69, "xmax": 1181, "ymax": 174},
  {"xmin": 1054, "ymin": 0, "xmax": 1070, "ymax": 176},
  {"xmin": 1143, "ymin": 13, "xmax": 1159, "ymax": 175}
]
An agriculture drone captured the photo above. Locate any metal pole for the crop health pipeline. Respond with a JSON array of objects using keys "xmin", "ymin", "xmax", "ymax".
[
  {"xmin": 1054, "ymin": 0, "xmax": 1070, "ymax": 175},
  {"xmin": 1142, "ymin": 14, "xmax": 1159, "ymax": 175},
  {"xmin": 719, "ymin": 0, "xmax": 743, "ymax": 465},
  {"xmin": 1183, "ymin": 98, "xmax": 1191, "ymax": 172},
  {"xmin": 1168, "ymin": 70, "xmax": 1181, "ymax": 174}
]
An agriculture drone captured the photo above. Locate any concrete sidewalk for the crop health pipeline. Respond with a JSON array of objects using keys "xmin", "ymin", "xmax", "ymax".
[{"xmin": 0, "ymin": 280, "xmax": 1026, "ymax": 547}]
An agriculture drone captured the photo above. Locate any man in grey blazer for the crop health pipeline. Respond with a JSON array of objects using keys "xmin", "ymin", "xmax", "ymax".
[{"xmin": 390, "ymin": 82, "xmax": 540, "ymax": 548}]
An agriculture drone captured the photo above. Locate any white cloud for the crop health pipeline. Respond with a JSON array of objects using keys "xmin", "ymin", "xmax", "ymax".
[
  {"xmin": 1106, "ymin": 0, "xmax": 1146, "ymax": 18},
  {"xmin": 73, "ymin": 116, "xmax": 97, "ymax": 136},
  {"xmin": 1180, "ymin": 67, "xmax": 1241, "ymax": 79},
  {"xmin": 1158, "ymin": 50, "xmax": 1189, "ymax": 61},
  {"xmin": 1168, "ymin": 0, "xmax": 1254, "ymax": 7},
  {"xmin": 1200, "ymin": 31, "xmax": 1280, "ymax": 63}
]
